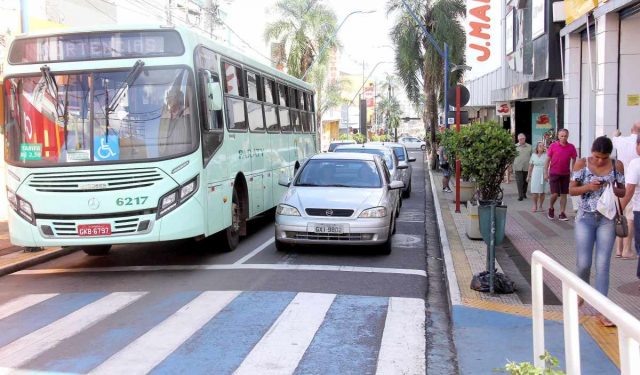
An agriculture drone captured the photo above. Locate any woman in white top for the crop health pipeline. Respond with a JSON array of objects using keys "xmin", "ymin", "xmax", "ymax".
[
  {"xmin": 621, "ymin": 134, "xmax": 640, "ymax": 282},
  {"xmin": 527, "ymin": 142, "xmax": 549, "ymax": 212}
]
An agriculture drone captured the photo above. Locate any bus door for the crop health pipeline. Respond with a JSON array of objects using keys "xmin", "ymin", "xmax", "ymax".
[{"xmin": 246, "ymin": 71, "xmax": 268, "ymax": 214}]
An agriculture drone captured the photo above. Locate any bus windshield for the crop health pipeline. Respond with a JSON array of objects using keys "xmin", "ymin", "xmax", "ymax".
[{"xmin": 3, "ymin": 67, "xmax": 197, "ymax": 165}]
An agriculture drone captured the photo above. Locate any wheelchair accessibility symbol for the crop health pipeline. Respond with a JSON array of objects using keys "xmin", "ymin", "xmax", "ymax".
[{"xmin": 93, "ymin": 135, "xmax": 119, "ymax": 161}]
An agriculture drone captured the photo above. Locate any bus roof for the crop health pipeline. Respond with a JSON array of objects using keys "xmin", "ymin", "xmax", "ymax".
[{"xmin": 5, "ymin": 24, "xmax": 313, "ymax": 93}]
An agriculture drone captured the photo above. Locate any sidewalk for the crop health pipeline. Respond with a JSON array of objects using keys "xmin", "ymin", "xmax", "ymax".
[
  {"xmin": 430, "ymin": 167, "xmax": 627, "ymax": 373},
  {"xmin": 0, "ymin": 221, "xmax": 73, "ymax": 277}
]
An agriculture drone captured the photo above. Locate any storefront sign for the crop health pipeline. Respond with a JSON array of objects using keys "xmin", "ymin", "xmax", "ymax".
[
  {"xmin": 627, "ymin": 94, "xmax": 640, "ymax": 106},
  {"xmin": 565, "ymin": 0, "xmax": 598, "ymax": 25},
  {"xmin": 531, "ymin": 0, "xmax": 545, "ymax": 39},
  {"xmin": 496, "ymin": 102, "xmax": 511, "ymax": 116},
  {"xmin": 505, "ymin": 9, "xmax": 514, "ymax": 55},
  {"xmin": 465, "ymin": 0, "xmax": 502, "ymax": 79}
]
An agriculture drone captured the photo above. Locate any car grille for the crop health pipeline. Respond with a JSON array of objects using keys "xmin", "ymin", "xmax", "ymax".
[
  {"xmin": 288, "ymin": 232, "xmax": 371, "ymax": 241},
  {"xmin": 27, "ymin": 168, "xmax": 164, "ymax": 192},
  {"xmin": 305, "ymin": 208, "xmax": 354, "ymax": 217}
]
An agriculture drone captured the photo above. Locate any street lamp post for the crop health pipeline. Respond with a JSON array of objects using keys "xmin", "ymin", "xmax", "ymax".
[{"xmin": 301, "ymin": 9, "xmax": 375, "ymax": 81}]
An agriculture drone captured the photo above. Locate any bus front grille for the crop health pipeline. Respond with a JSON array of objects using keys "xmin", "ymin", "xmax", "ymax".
[
  {"xmin": 40, "ymin": 217, "xmax": 152, "ymax": 238},
  {"xmin": 27, "ymin": 168, "xmax": 164, "ymax": 192}
]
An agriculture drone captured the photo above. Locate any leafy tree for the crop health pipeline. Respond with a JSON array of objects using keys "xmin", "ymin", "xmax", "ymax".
[
  {"xmin": 264, "ymin": 0, "xmax": 338, "ymax": 79},
  {"xmin": 387, "ymin": 0, "xmax": 466, "ymax": 165}
]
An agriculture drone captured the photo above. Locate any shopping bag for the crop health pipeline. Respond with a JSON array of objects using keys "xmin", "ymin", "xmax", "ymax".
[{"xmin": 596, "ymin": 184, "xmax": 617, "ymax": 220}]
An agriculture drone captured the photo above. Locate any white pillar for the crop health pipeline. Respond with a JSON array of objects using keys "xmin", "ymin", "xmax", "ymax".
[
  {"xmin": 563, "ymin": 33, "xmax": 582, "ymax": 154},
  {"xmin": 595, "ymin": 12, "xmax": 620, "ymax": 137}
]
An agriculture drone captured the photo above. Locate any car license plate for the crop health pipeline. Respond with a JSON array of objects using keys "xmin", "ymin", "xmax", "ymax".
[
  {"xmin": 310, "ymin": 223, "xmax": 346, "ymax": 234},
  {"xmin": 77, "ymin": 224, "xmax": 112, "ymax": 236}
]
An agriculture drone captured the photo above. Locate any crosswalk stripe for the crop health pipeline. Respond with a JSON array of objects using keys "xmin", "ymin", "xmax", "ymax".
[
  {"xmin": 0, "ymin": 294, "xmax": 57, "ymax": 321},
  {"xmin": 234, "ymin": 292, "xmax": 336, "ymax": 375},
  {"xmin": 89, "ymin": 291, "xmax": 240, "ymax": 375},
  {"xmin": 0, "ymin": 292, "xmax": 146, "ymax": 368},
  {"xmin": 375, "ymin": 297, "xmax": 426, "ymax": 375}
]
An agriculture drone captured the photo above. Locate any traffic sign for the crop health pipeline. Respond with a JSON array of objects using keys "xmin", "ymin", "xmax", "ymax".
[{"xmin": 447, "ymin": 84, "xmax": 470, "ymax": 107}]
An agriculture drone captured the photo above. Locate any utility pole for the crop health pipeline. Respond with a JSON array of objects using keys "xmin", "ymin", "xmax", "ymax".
[{"xmin": 166, "ymin": 0, "xmax": 173, "ymax": 25}]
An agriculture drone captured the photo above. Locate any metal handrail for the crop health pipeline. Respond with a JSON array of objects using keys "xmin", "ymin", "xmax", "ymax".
[{"xmin": 531, "ymin": 251, "xmax": 640, "ymax": 374}]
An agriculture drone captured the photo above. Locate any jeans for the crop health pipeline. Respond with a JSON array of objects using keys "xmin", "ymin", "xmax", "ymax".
[
  {"xmin": 515, "ymin": 171, "xmax": 528, "ymax": 199},
  {"xmin": 574, "ymin": 210, "xmax": 616, "ymax": 296}
]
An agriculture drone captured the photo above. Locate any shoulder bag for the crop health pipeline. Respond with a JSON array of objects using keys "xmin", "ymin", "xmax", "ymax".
[{"xmin": 612, "ymin": 159, "xmax": 629, "ymax": 238}]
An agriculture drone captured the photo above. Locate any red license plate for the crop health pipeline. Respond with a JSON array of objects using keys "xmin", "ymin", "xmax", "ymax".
[{"xmin": 77, "ymin": 224, "xmax": 112, "ymax": 237}]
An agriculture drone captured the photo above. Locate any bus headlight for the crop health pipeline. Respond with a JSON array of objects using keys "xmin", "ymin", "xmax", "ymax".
[
  {"xmin": 157, "ymin": 176, "xmax": 199, "ymax": 219},
  {"xmin": 7, "ymin": 188, "xmax": 36, "ymax": 225}
]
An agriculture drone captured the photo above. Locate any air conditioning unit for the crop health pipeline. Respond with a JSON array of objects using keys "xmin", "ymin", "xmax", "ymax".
[{"xmin": 553, "ymin": 1, "xmax": 566, "ymax": 22}]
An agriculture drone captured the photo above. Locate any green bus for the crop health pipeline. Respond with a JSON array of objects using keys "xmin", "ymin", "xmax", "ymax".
[{"xmin": 1, "ymin": 25, "xmax": 316, "ymax": 255}]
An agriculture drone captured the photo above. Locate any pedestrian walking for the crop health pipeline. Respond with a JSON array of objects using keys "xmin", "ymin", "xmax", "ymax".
[
  {"xmin": 527, "ymin": 142, "xmax": 548, "ymax": 212},
  {"xmin": 545, "ymin": 129, "xmax": 578, "ymax": 221},
  {"xmin": 612, "ymin": 122, "xmax": 640, "ymax": 259},
  {"xmin": 514, "ymin": 133, "xmax": 533, "ymax": 201},
  {"xmin": 438, "ymin": 144, "xmax": 452, "ymax": 193},
  {"xmin": 569, "ymin": 136, "xmax": 625, "ymax": 327},
  {"xmin": 621, "ymin": 134, "xmax": 640, "ymax": 285}
]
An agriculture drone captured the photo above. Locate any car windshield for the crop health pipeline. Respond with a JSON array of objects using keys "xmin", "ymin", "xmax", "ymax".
[
  {"xmin": 3, "ymin": 67, "xmax": 197, "ymax": 165},
  {"xmin": 295, "ymin": 159, "xmax": 381, "ymax": 188},
  {"xmin": 392, "ymin": 146, "xmax": 406, "ymax": 161},
  {"xmin": 334, "ymin": 148, "xmax": 394, "ymax": 170}
]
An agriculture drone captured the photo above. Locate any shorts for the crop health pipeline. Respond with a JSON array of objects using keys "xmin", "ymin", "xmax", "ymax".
[
  {"xmin": 440, "ymin": 164, "xmax": 451, "ymax": 177},
  {"xmin": 549, "ymin": 173, "xmax": 570, "ymax": 195}
]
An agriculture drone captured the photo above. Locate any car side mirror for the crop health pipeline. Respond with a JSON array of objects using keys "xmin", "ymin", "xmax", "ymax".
[
  {"xmin": 278, "ymin": 175, "xmax": 291, "ymax": 187},
  {"xmin": 389, "ymin": 181, "xmax": 404, "ymax": 190},
  {"xmin": 397, "ymin": 163, "xmax": 408, "ymax": 170},
  {"xmin": 408, "ymin": 157, "xmax": 416, "ymax": 162}
]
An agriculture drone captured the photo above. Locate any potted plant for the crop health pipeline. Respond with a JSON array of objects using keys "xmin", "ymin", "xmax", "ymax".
[
  {"xmin": 440, "ymin": 129, "xmax": 476, "ymax": 203},
  {"xmin": 454, "ymin": 122, "xmax": 516, "ymax": 240}
]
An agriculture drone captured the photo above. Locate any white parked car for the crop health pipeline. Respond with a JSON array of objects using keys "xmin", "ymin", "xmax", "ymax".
[
  {"xmin": 399, "ymin": 136, "xmax": 426, "ymax": 151},
  {"xmin": 275, "ymin": 153, "xmax": 404, "ymax": 254},
  {"xmin": 327, "ymin": 139, "xmax": 357, "ymax": 152},
  {"xmin": 367, "ymin": 142, "xmax": 415, "ymax": 197}
]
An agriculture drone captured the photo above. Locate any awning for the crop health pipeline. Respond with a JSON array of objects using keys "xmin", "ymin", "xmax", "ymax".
[{"xmin": 491, "ymin": 80, "xmax": 564, "ymax": 102}]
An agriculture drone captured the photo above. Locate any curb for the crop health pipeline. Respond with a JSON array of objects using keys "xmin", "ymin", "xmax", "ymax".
[
  {"xmin": 425, "ymin": 154, "xmax": 461, "ymax": 306},
  {"xmin": 0, "ymin": 247, "xmax": 78, "ymax": 277}
]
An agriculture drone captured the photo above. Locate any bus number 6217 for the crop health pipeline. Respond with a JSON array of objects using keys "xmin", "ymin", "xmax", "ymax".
[{"xmin": 116, "ymin": 196, "xmax": 148, "ymax": 206}]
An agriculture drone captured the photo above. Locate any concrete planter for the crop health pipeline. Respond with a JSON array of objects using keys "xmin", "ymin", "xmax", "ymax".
[
  {"xmin": 455, "ymin": 180, "xmax": 476, "ymax": 203},
  {"xmin": 465, "ymin": 201, "xmax": 482, "ymax": 240}
]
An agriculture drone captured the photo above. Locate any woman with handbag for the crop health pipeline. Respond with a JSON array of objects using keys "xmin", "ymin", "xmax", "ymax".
[{"xmin": 569, "ymin": 136, "xmax": 625, "ymax": 327}]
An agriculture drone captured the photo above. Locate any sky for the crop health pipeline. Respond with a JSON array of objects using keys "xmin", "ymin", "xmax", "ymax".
[{"xmin": 223, "ymin": 0, "xmax": 397, "ymax": 82}]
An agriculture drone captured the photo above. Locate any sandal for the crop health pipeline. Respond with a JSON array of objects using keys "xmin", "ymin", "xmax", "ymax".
[{"xmin": 597, "ymin": 314, "xmax": 616, "ymax": 327}]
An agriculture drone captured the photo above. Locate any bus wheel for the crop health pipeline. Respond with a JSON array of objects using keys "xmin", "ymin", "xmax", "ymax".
[
  {"xmin": 83, "ymin": 245, "xmax": 112, "ymax": 256},
  {"xmin": 221, "ymin": 188, "xmax": 241, "ymax": 251}
]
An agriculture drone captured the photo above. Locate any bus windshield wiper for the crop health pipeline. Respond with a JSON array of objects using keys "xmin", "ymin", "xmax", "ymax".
[
  {"xmin": 104, "ymin": 60, "xmax": 145, "ymax": 139},
  {"xmin": 40, "ymin": 65, "xmax": 63, "ymax": 118},
  {"xmin": 106, "ymin": 60, "xmax": 145, "ymax": 113}
]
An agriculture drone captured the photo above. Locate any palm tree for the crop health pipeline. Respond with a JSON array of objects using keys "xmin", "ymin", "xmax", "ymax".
[
  {"xmin": 264, "ymin": 0, "xmax": 339, "ymax": 79},
  {"xmin": 378, "ymin": 96, "xmax": 402, "ymax": 141},
  {"xmin": 387, "ymin": 0, "xmax": 466, "ymax": 165}
]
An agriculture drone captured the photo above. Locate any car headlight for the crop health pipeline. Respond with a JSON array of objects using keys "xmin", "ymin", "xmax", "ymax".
[
  {"xmin": 7, "ymin": 187, "xmax": 36, "ymax": 225},
  {"xmin": 359, "ymin": 206, "xmax": 387, "ymax": 218},
  {"xmin": 157, "ymin": 176, "xmax": 199, "ymax": 219},
  {"xmin": 276, "ymin": 204, "xmax": 301, "ymax": 216}
]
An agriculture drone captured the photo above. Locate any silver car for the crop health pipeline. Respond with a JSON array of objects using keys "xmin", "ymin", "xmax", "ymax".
[
  {"xmin": 327, "ymin": 139, "xmax": 357, "ymax": 152},
  {"xmin": 275, "ymin": 153, "xmax": 404, "ymax": 254},
  {"xmin": 399, "ymin": 136, "xmax": 426, "ymax": 151},
  {"xmin": 368, "ymin": 142, "xmax": 415, "ymax": 198},
  {"xmin": 333, "ymin": 143, "xmax": 407, "ymax": 207}
]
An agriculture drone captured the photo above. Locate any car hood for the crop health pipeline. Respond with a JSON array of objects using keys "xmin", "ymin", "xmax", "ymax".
[{"xmin": 284, "ymin": 187, "xmax": 383, "ymax": 211}]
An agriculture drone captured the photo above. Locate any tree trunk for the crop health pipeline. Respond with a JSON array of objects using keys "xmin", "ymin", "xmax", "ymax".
[{"xmin": 425, "ymin": 80, "xmax": 438, "ymax": 170}]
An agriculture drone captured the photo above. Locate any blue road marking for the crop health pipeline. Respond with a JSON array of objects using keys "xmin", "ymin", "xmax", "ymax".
[
  {"xmin": 150, "ymin": 291, "xmax": 297, "ymax": 375},
  {"xmin": 0, "ymin": 292, "xmax": 105, "ymax": 348},
  {"xmin": 294, "ymin": 295, "xmax": 389, "ymax": 375},
  {"xmin": 453, "ymin": 306, "xmax": 618, "ymax": 375},
  {"xmin": 25, "ymin": 291, "xmax": 200, "ymax": 373}
]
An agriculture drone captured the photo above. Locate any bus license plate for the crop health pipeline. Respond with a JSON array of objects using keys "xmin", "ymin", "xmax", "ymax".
[
  {"xmin": 78, "ymin": 224, "xmax": 112, "ymax": 236},
  {"xmin": 310, "ymin": 223, "xmax": 345, "ymax": 234}
]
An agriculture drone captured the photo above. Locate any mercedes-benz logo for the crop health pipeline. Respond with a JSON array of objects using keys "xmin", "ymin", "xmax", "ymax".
[
  {"xmin": 325, "ymin": 209, "xmax": 333, "ymax": 216},
  {"xmin": 87, "ymin": 198, "xmax": 100, "ymax": 210}
]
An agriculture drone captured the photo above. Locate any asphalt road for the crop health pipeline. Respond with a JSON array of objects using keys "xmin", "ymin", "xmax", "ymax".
[{"xmin": 0, "ymin": 151, "xmax": 456, "ymax": 374}]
